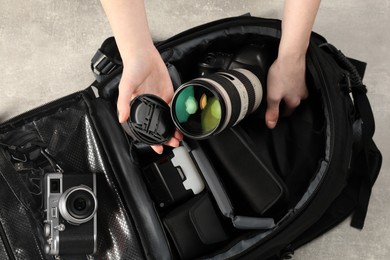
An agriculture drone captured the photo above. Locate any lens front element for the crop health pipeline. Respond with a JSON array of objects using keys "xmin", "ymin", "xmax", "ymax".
[
  {"xmin": 59, "ymin": 186, "xmax": 98, "ymax": 225},
  {"xmin": 66, "ymin": 190, "xmax": 96, "ymax": 220},
  {"xmin": 173, "ymin": 84, "xmax": 222, "ymax": 138}
]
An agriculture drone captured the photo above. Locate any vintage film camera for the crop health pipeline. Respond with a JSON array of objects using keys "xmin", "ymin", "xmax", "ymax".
[{"xmin": 43, "ymin": 172, "xmax": 98, "ymax": 256}]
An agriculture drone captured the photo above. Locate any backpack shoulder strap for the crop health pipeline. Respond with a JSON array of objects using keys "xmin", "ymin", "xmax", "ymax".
[
  {"xmin": 320, "ymin": 43, "xmax": 382, "ymax": 229},
  {"xmin": 91, "ymin": 37, "xmax": 122, "ymax": 82}
]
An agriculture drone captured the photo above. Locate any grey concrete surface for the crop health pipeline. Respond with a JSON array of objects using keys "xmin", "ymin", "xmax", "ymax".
[{"xmin": 0, "ymin": 0, "xmax": 388, "ymax": 259}]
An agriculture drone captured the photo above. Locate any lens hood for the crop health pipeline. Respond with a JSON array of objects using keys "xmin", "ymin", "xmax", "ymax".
[{"xmin": 58, "ymin": 185, "xmax": 98, "ymax": 225}]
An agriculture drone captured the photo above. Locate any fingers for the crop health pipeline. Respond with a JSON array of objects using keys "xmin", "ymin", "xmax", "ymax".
[
  {"xmin": 151, "ymin": 145, "xmax": 163, "ymax": 154},
  {"xmin": 150, "ymin": 138, "xmax": 180, "ymax": 154},
  {"xmin": 151, "ymin": 130, "xmax": 183, "ymax": 154},
  {"xmin": 173, "ymin": 129, "xmax": 184, "ymax": 141},
  {"xmin": 283, "ymin": 85, "xmax": 308, "ymax": 116},
  {"xmin": 265, "ymin": 56, "xmax": 309, "ymax": 129},
  {"xmin": 163, "ymin": 130, "xmax": 183, "ymax": 149},
  {"xmin": 165, "ymin": 138, "xmax": 180, "ymax": 148},
  {"xmin": 283, "ymin": 97, "xmax": 301, "ymax": 117},
  {"xmin": 265, "ymin": 97, "xmax": 280, "ymax": 129},
  {"xmin": 266, "ymin": 93, "xmax": 309, "ymax": 129},
  {"xmin": 117, "ymin": 77, "xmax": 135, "ymax": 123}
]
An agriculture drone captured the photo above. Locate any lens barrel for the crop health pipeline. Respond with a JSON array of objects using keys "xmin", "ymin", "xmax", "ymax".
[
  {"xmin": 59, "ymin": 186, "xmax": 98, "ymax": 225},
  {"xmin": 171, "ymin": 68, "xmax": 262, "ymax": 139}
]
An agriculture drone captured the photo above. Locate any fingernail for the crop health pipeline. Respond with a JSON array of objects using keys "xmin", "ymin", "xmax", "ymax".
[
  {"xmin": 172, "ymin": 139, "xmax": 180, "ymax": 147},
  {"xmin": 267, "ymin": 120, "xmax": 277, "ymax": 129},
  {"xmin": 118, "ymin": 112, "xmax": 126, "ymax": 124}
]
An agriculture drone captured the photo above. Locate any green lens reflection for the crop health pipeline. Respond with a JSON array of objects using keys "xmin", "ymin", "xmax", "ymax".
[
  {"xmin": 201, "ymin": 97, "xmax": 221, "ymax": 132},
  {"xmin": 175, "ymin": 86, "xmax": 195, "ymax": 123},
  {"xmin": 173, "ymin": 85, "xmax": 222, "ymax": 136}
]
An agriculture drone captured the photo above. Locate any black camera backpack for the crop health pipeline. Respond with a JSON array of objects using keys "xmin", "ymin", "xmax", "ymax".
[{"xmin": 0, "ymin": 16, "xmax": 382, "ymax": 260}]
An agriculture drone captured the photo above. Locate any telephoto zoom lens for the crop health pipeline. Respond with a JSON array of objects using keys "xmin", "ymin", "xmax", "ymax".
[{"xmin": 171, "ymin": 68, "xmax": 262, "ymax": 139}]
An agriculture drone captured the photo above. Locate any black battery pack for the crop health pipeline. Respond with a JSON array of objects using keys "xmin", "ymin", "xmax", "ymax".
[{"xmin": 143, "ymin": 146, "xmax": 205, "ymax": 208}]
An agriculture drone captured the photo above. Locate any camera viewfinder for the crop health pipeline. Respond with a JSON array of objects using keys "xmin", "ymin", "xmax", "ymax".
[{"xmin": 50, "ymin": 179, "xmax": 61, "ymax": 193}]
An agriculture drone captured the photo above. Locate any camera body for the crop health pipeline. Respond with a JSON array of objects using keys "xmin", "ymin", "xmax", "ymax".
[
  {"xmin": 198, "ymin": 44, "xmax": 272, "ymax": 81},
  {"xmin": 43, "ymin": 172, "xmax": 98, "ymax": 256}
]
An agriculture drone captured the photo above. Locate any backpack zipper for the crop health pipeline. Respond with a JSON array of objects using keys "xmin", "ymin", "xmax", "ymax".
[{"xmin": 155, "ymin": 16, "xmax": 281, "ymax": 51}]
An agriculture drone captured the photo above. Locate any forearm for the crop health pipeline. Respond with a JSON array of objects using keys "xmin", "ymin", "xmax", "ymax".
[
  {"xmin": 279, "ymin": 0, "xmax": 321, "ymax": 60},
  {"xmin": 100, "ymin": 0, "xmax": 153, "ymax": 62}
]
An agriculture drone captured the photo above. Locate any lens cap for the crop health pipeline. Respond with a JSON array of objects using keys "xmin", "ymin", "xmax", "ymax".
[{"xmin": 122, "ymin": 94, "xmax": 175, "ymax": 145}]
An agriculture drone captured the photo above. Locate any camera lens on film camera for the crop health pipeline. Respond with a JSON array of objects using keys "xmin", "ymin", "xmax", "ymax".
[
  {"xmin": 171, "ymin": 68, "xmax": 262, "ymax": 139},
  {"xmin": 59, "ymin": 186, "xmax": 98, "ymax": 225}
]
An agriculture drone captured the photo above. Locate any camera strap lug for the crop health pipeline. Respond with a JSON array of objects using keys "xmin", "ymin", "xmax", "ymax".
[
  {"xmin": 11, "ymin": 153, "xmax": 27, "ymax": 163},
  {"xmin": 55, "ymin": 164, "xmax": 64, "ymax": 173},
  {"xmin": 54, "ymin": 224, "xmax": 65, "ymax": 232},
  {"xmin": 40, "ymin": 149, "xmax": 63, "ymax": 173}
]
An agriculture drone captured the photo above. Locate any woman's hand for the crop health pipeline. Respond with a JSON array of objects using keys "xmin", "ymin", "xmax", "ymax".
[
  {"xmin": 117, "ymin": 44, "xmax": 183, "ymax": 154},
  {"xmin": 265, "ymin": 0, "xmax": 320, "ymax": 128},
  {"xmin": 265, "ymin": 55, "xmax": 308, "ymax": 129},
  {"xmin": 100, "ymin": 0, "xmax": 182, "ymax": 154}
]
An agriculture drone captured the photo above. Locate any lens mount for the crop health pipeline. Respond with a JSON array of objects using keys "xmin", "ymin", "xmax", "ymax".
[{"xmin": 59, "ymin": 185, "xmax": 98, "ymax": 225}]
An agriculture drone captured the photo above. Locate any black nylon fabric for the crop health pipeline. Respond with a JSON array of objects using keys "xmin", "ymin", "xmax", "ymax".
[
  {"xmin": 0, "ymin": 148, "xmax": 47, "ymax": 260},
  {"xmin": 0, "ymin": 235, "xmax": 8, "ymax": 260},
  {"xmin": 237, "ymin": 88, "xmax": 326, "ymax": 208},
  {"xmin": 0, "ymin": 94, "xmax": 144, "ymax": 260}
]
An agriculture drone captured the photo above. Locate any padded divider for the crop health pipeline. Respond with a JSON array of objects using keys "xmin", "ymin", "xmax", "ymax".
[
  {"xmin": 205, "ymin": 126, "xmax": 289, "ymax": 217},
  {"xmin": 163, "ymin": 192, "xmax": 229, "ymax": 260},
  {"xmin": 239, "ymin": 87, "xmax": 326, "ymax": 206}
]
